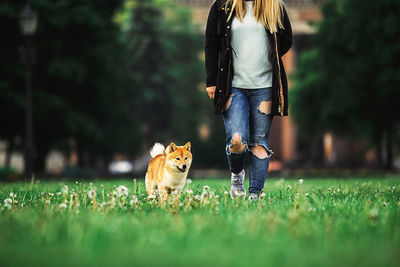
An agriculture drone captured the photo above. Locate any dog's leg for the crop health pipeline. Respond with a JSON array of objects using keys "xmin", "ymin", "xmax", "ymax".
[{"xmin": 145, "ymin": 173, "xmax": 154, "ymax": 195}]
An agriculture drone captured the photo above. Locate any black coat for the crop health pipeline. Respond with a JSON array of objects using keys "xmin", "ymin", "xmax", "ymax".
[{"xmin": 204, "ymin": 0, "xmax": 293, "ymax": 116}]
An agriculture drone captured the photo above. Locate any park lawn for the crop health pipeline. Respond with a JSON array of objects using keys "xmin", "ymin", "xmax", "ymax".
[{"xmin": 0, "ymin": 177, "xmax": 399, "ymax": 267}]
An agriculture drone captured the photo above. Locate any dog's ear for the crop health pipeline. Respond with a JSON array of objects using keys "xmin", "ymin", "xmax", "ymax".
[
  {"xmin": 184, "ymin": 142, "xmax": 191, "ymax": 152},
  {"xmin": 167, "ymin": 142, "xmax": 177, "ymax": 153}
]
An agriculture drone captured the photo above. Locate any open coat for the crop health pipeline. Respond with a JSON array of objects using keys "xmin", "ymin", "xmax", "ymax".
[{"xmin": 205, "ymin": 0, "xmax": 293, "ymax": 116}]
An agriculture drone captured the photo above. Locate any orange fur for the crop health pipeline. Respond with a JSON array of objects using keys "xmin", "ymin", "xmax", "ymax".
[{"xmin": 145, "ymin": 142, "xmax": 192, "ymax": 198}]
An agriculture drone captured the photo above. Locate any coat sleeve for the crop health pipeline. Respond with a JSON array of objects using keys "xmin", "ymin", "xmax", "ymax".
[
  {"xmin": 278, "ymin": 5, "xmax": 293, "ymax": 56},
  {"xmin": 204, "ymin": 1, "xmax": 220, "ymax": 87}
]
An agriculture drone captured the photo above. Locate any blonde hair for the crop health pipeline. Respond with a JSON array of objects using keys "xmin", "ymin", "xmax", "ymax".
[{"xmin": 224, "ymin": 0, "xmax": 285, "ymax": 33}]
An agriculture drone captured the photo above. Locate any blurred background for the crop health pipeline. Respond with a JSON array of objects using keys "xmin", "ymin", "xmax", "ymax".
[{"xmin": 1, "ymin": 0, "xmax": 399, "ymax": 180}]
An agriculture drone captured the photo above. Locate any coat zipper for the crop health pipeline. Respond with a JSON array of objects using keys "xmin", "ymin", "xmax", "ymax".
[{"xmin": 274, "ymin": 32, "xmax": 284, "ymax": 116}]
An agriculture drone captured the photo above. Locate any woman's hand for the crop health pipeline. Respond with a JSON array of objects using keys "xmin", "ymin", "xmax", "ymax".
[{"xmin": 206, "ymin": 86, "xmax": 216, "ymax": 99}]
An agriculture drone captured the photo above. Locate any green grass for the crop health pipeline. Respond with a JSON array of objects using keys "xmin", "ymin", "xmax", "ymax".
[{"xmin": 1, "ymin": 177, "xmax": 400, "ymax": 267}]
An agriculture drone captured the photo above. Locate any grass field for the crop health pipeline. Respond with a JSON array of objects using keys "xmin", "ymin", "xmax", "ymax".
[{"xmin": 1, "ymin": 177, "xmax": 400, "ymax": 267}]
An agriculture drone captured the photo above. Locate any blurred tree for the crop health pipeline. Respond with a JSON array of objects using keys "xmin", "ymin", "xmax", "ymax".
[
  {"xmin": 290, "ymin": 0, "xmax": 400, "ymax": 169},
  {"xmin": 120, "ymin": 0, "xmax": 227, "ymax": 168},
  {"xmin": 0, "ymin": 0, "xmax": 140, "ymax": 172}
]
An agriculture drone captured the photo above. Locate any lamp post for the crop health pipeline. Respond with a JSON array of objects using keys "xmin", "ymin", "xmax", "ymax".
[{"xmin": 19, "ymin": 3, "xmax": 38, "ymax": 179}]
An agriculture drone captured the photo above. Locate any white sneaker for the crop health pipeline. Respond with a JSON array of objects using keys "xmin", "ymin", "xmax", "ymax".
[
  {"xmin": 230, "ymin": 169, "xmax": 246, "ymax": 199},
  {"xmin": 248, "ymin": 192, "xmax": 259, "ymax": 201}
]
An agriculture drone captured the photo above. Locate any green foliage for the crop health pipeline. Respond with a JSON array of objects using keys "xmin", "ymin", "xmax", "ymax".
[
  {"xmin": 0, "ymin": 0, "xmax": 227, "ymax": 171},
  {"xmin": 290, "ymin": 0, "xmax": 400, "ymax": 167},
  {"xmin": 0, "ymin": 178, "xmax": 399, "ymax": 266}
]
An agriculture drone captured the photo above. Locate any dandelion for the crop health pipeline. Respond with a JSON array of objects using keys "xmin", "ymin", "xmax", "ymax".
[
  {"xmin": 62, "ymin": 185, "xmax": 69, "ymax": 194},
  {"xmin": 304, "ymin": 192, "xmax": 309, "ymax": 197},
  {"xmin": 9, "ymin": 192, "xmax": 16, "ymax": 198},
  {"xmin": 56, "ymin": 192, "xmax": 62, "ymax": 196},
  {"xmin": 130, "ymin": 195, "xmax": 139, "ymax": 205},
  {"xmin": 203, "ymin": 185, "xmax": 210, "ymax": 191},
  {"xmin": 147, "ymin": 194, "xmax": 156, "ymax": 200},
  {"xmin": 298, "ymin": 179, "xmax": 304, "ymax": 185},
  {"xmin": 194, "ymin": 195, "xmax": 201, "ymax": 201},
  {"xmin": 287, "ymin": 185, "xmax": 292, "ymax": 191},
  {"xmin": 4, "ymin": 198, "xmax": 12, "ymax": 205},
  {"xmin": 76, "ymin": 181, "xmax": 78, "ymax": 185},
  {"xmin": 48, "ymin": 192, "xmax": 54, "ymax": 197},
  {"xmin": 337, "ymin": 188, "xmax": 341, "ymax": 193},
  {"xmin": 260, "ymin": 192, "xmax": 267, "ymax": 199},
  {"xmin": 186, "ymin": 179, "xmax": 192, "ymax": 184},
  {"xmin": 45, "ymin": 199, "xmax": 50, "ymax": 205},
  {"xmin": 59, "ymin": 203, "xmax": 68, "ymax": 209},
  {"xmin": 87, "ymin": 189, "xmax": 97, "ymax": 199},
  {"xmin": 186, "ymin": 188, "xmax": 193, "ymax": 195},
  {"xmin": 224, "ymin": 191, "xmax": 229, "ymax": 197},
  {"xmin": 116, "ymin": 185, "xmax": 129, "ymax": 197},
  {"xmin": 200, "ymin": 190, "xmax": 208, "ymax": 200}
]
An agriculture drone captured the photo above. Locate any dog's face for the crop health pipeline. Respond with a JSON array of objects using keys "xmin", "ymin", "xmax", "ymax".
[{"xmin": 166, "ymin": 142, "xmax": 192, "ymax": 173}]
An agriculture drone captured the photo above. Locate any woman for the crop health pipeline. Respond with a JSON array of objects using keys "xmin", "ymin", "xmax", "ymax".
[{"xmin": 204, "ymin": 0, "xmax": 292, "ymax": 200}]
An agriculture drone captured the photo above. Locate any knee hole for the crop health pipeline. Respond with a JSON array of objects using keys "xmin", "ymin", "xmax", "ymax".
[
  {"xmin": 229, "ymin": 133, "xmax": 246, "ymax": 153},
  {"xmin": 251, "ymin": 145, "xmax": 270, "ymax": 159}
]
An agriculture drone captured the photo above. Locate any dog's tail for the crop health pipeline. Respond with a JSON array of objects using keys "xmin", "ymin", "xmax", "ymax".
[{"xmin": 150, "ymin": 142, "xmax": 165, "ymax": 158}]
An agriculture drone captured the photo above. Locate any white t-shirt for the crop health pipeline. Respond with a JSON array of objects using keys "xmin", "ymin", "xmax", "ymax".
[{"xmin": 231, "ymin": 1, "xmax": 273, "ymax": 89}]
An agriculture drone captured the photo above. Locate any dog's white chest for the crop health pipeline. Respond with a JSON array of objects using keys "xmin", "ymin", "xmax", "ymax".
[{"xmin": 162, "ymin": 172, "xmax": 186, "ymax": 190}]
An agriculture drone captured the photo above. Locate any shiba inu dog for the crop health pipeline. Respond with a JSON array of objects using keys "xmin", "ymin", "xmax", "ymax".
[{"xmin": 145, "ymin": 142, "xmax": 192, "ymax": 197}]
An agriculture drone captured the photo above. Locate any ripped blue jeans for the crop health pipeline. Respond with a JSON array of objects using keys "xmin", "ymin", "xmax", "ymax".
[{"xmin": 223, "ymin": 87, "xmax": 274, "ymax": 194}]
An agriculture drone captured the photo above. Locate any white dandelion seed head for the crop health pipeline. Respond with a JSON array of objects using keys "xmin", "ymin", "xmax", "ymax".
[
  {"xmin": 224, "ymin": 191, "xmax": 229, "ymax": 196},
  {"xmin": 337, "ymin": 188, "xmax": 341, "ymax": 192},
  {"xmin": 130, "ymin": 195, "xmax": 139, "ymax": 205},
  {"xmin": 203, "ymin": 185, "xmax": 210, "ymax": 191},
  {"xmin": 45, "ymin": 199, "xmax": 50, "ymax": 204},
  {"xmin": 186, "ymin": 188, "xmax": 193, "ymax": 195},
  {"xmin": 62, "ymin": 185, "xmax": 69, "ymax": 194},
  {"xmin": 116, "ymin": 185, "xmax": 129, "ymax": 197},
  {"xmin": 147, "ymin": 194, "xmax": 156, "ymax": 200},
  {"xmin": 298, "ymin": 179, "xmax": 304, "ymax": 185},
  {"xmin": 56, "ymin": 192, "xmax": 62, "ymax": 196},
  {"xmin": 87, "ymin": 189, "xmax": 97, "ymax": 199},
  {"xmin": 59, "ymin": 203, "xmax": 68, "ymax": 209},
  {"xmin": 4, "ymin": 198, "xmax": 12, "ymax": 205},
  {"xmin": 304, "ymin": 192, "xmax": 309, "ymax": 197},
  {"xmin": 186, "ymin": 179, "xmax": 192, "ymax": 184},
  {"xmin": 9, "ymin": 192, "xmax": 16, "ymax": 198},
  {"xmin": 287, "ymin": 185, "xmax": 292, "ymax": 190}
]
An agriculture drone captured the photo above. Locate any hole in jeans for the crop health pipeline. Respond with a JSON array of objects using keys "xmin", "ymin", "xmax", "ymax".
[
  {"xmin": 225, "ymin": 93, "xmax": 235, "ymax": 111},
  {"xmin": 257, "ymin": 100, "xmax": 272, "ymax": 115},
  {"xmin": 229, "ymin": 132, "xmax": 247, "ymax": 153},
  {"xmin": 251, "ymin": 144, "xmax": 272, "ymax": 159}
]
